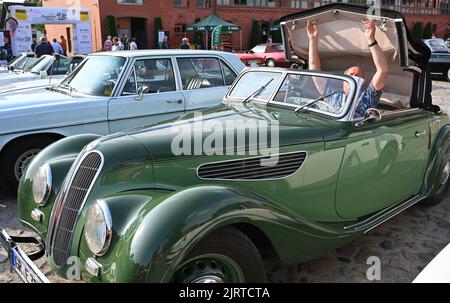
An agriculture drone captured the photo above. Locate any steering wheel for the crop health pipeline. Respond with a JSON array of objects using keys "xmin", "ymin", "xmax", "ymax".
[{"xmin": 310, "ymin": 100, "xmax": 336, "ymax": 113}]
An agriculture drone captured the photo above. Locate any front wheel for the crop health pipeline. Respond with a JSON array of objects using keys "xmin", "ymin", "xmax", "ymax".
[
  {"xmin": 421, "ymin": 159, "xmax": 450, "ymax": 207},
  {"xmin": 173, "ymin": 227, "xmax": 265, "ymax": 283},
  {"xmin": 0, "ymin": 137, "xmax": 56, "ymax": 193}
]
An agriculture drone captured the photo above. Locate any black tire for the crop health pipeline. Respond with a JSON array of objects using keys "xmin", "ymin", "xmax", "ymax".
[
  {"xmin": 174, "ymin": 226, "xmax": 265, "ymax": 283},
  {"xmin": 0, "ymin": 137, "xmax": 56, "ymax": 194},
  {"xmin": 421, "ymin": 159, "xmax": 450, "ymax": 207},
  {"xmin": 265, "ymin": 59, "xmax": 275, "ymax": 67}
]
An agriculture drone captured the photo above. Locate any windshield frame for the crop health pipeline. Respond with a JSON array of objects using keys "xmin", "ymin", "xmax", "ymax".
[
  {"xmin": 225, "ymin": 68, "xmax": 358, "ymax": 120},
  {"xmin": 29, "ymin": 55, "xmax": 54, "ymax": 74},
  {"xmin": 59, "ymin": 54, "xmax": 129, "ymax": 97}
]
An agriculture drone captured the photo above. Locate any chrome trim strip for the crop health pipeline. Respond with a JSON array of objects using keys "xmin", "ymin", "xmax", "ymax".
[
  {"xmin": 196, "ymin": 151, "xmax": 308, "ymax": 182},
  {"xmin": 344, "ymin": 195, "xmax": 424, "ymax": 233},
  {"xmin": 49, "ymin": 151, "xmax": 104, "ymax": 267}
]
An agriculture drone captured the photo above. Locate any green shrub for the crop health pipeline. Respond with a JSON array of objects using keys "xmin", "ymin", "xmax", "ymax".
[{"xmin": 105, "ymin": 15, "xmax": 118, "ymax": 38}]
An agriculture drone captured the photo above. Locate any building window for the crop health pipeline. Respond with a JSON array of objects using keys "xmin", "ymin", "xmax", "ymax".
[
  {"xmin": 174, "ymin": 24, "xmax": 186, "ymax": 33},
  {"xmin": 197, "ymin": 0, "xmax": 211, "ymax": 7},
  {"xmin": 217, "ymin": 0, "xmax": 231, "ymax": 4},
  {"xmin": 117, "ymin": 0, "xmax": 144, "ymax": 4}
]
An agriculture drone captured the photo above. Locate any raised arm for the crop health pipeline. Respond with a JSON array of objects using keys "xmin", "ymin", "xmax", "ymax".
[
  {"xmin": 364, "ymin": 20, "xmax": 389, "ymax": 91},
  {"xmin": 307, "ymin": 21, "xmax": 326, "ymax": 94},
  {"xmin": 307, "ymin": 21, "xmax": 321, "ymax": 71}
]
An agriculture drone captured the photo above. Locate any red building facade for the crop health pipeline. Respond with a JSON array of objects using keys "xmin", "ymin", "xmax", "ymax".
[{"xmin": 42, "ymin": 0, "xmax": 450, "ymax": 53}]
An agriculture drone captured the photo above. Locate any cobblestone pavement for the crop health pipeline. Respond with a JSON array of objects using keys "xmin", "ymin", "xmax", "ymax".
[{"xmin": 1, "ymin": 81, "xmax": 449, "ymax": 283}]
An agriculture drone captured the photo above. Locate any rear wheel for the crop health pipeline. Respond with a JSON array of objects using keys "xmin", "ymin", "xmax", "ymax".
[
  {"xmin": 172, "ymin": 227, "xmax": 265, "ymax": 283},
  {"xmin": 0, "ymin": 137, "xmax": 56, "ymax": 194},
  {"xmin": 421, "ymin": 159, "xmax": 450, "ymax": 207},
  {"xmin": 265, "ymin": 59, "xmax": 275, "ymax": 67}
]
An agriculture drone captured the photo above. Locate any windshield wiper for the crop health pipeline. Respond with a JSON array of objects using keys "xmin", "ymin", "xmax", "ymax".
[
  {"xmin": 294, "ymin": 90, "xmax": 341, "ymax": 113},
  {"xmin": 243, "ymin": 78, "xmax": 274, "ymax": 104}
]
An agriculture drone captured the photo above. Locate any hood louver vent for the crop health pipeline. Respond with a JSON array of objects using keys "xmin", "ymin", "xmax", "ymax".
[{"xmin": 197, "ymin": 152, "xmax": 307, "ymax": 180}]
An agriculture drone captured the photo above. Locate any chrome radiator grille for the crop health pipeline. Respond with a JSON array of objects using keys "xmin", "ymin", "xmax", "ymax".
[
  {"xmin": 197, "ymin": 152, "xmax": 307, "ymax": 180},
  {"xmin": 51, "ymin": 151, "xmax": 103, "ymax": 267}
]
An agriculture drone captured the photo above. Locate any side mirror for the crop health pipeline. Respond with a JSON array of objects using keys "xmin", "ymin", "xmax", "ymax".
[
  {"xmin": 134, "ymin": 86, "xmax": 150, "ymax": 101},
  {"xmin": 355, "ymin": 108, "xmax": 382, "ymax": 127},
  {"xmin": 39, "ymin": 71, "xmax": 48, "ymax": 79},
  {"xmin": 8, "ymin": 65, "xmax": 14, "ymax": 71}
]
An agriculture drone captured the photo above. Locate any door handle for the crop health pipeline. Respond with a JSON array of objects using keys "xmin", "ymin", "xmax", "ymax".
[
  {"xmin": 415, "ymin": 130, "xmax": 427, "ymax": 137},
  {"xmin": 166, "ymin": 99, "xmax": 183, "ymax": 104}
]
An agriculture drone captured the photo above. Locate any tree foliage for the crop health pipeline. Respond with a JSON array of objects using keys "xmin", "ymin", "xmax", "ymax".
[
  {"xmin": 249, "ymin": 20, "xmax": 261, "ymax": 49},
  {"xmin": 105, "ymin": 15, "xmax": 118, "ymax": 38}
]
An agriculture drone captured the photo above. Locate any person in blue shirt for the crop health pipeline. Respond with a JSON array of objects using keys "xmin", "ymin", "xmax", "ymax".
[
  {"xmin": 35, "ymin": 36, "xmax": 55, "ymax": 58},
  {"xmin": 307, "ymin": 20, "xmax": 389, "ymax": 118},
  {"xmin": 51, "ymin": 38, "xmax": 64, "ymax": 55}
]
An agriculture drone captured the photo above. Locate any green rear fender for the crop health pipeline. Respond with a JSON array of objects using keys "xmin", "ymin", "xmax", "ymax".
[
  {"xmin": 423, "ymin": 124, "xmax": 450, "ymax": 196},
  {"xmin": 89, "ymin": 186, "xmax": 360, "ymax": 282}
]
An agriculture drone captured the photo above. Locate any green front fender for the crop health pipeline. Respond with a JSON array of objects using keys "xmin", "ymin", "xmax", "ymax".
[
  {"xmin": 18, "ymin": 134, "xmax": 102, "ymax": 237},
  {"xmin": 83, "ymin": 186, "xmax": 360, "ymax": 283},
  {"xmin": 422, "ymin": 124, "xmax": 450, "ymax": 197}
]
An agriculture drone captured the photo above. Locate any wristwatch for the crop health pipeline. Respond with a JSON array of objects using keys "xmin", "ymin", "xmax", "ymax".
[{"xmin": 368, "ymin": 40, "xmax": 378, "ymax": 48}]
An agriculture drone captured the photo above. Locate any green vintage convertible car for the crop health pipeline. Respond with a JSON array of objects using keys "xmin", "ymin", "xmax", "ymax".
[{"xmin": 1, "ymin": 4, "xmax": 450, "ymax": 283}]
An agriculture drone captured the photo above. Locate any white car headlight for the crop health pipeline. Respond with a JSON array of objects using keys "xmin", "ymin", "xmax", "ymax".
[
  {"xmin": 84, "ymin": 200, "xmax": 112, "ymax": 256},
  {"xmin": 32, "ymin": 164, "xmax": 52, "ymax": 205}
]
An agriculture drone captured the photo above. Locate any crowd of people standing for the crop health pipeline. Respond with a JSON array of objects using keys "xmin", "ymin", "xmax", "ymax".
[
  {"xmin": 32, "ymin": 35, "xmax": 68, "ymax": 58},
  {"xmin": 103, "ymin": 34, "xmax": 138, "ymax": 52}
]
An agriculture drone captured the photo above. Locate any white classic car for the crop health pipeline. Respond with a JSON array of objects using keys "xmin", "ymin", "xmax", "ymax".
[
  {"xmin": 0, "ymin": 50, "xmax": 244, "ymax": 192},
  {"xmin": 0, "ymin": 52, "xmax": 37, "ymax": 75},
  {"xmin": 0, "ymin": 54, "xmax": 85, "ymax": 95}
]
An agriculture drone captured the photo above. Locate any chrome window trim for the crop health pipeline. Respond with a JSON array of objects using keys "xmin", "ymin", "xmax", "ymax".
[
  {"xmin": 115, "ymin": 56, "xmax": 179, "ymax": 96},
  {"xmin": 226, "ymin": 69, "xmax": 358, "ymax": 121},
  {"xmin": 196, "ymin": 151, "xmax": 308, "ymax": 182},
  {"xmin": 49, "ymin": 150, "xmax": 104, "ymax": 267}
]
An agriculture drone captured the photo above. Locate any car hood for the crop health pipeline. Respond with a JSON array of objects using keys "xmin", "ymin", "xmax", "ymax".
[
  {"xmin": 128, "ymin": 103, "xmax": 348, "ymax": 162},
  {"xmin": 0, "ymin": 87, "xmax": 74, "ymax": 112},
  {"xmin": 0, "ymin": 76, "xmax": 65, "ymax": 95},
  {"xmin": 0, "ymin": 72, "xmax": 41, "ymax": 86}
]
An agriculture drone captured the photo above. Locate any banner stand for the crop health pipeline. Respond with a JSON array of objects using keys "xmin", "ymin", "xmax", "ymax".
[{"xmin": 7, "ymin": 5, "xmax": 92, "ymax": 56}]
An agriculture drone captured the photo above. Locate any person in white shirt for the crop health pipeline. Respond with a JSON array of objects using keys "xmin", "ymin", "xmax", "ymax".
[
  {"xmin": 51, "ymin": 38, "xmax": 64, "ymax": 55},
  {"xmin": 129, "ymin": 38, "xmax": 138, "ymax": 50},
  {"xmin": 112, "ymin": 37, "xmax": 121, "ymax": 52}
]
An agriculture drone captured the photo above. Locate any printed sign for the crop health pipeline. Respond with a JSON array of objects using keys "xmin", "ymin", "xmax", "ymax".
[
  {"xmin": 0, "ymin": 32, "xmax": 4, "ymax": 47},
  {"xmin": 9, "ymin": 5, "xmax": 92, "ymax": 56},
  {"xmin": 15, "ymin": 10, "xmax": 28, "ymax": 21}
]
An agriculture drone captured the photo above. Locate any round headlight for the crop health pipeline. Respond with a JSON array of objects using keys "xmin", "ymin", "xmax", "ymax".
[
  {"xmin": 84, "ymin": 200, "xmax": 112, "ymax": 256},
  {"xmin": 32, "ymin": 164, "xmax": 52, "ymax": 205}
]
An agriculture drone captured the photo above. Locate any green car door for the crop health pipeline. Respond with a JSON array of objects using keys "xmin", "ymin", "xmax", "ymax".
[{"xmin": 333, "ymin": 109, "xmax": 434, "ymax": 219}]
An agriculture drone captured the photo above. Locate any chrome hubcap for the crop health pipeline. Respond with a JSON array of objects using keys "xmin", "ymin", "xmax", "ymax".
[
  {"xmin": 440, "ymin": 161, "xmax": 450, "ymax": 185},
  {"xmin": 192, "ymin": 275, "xmax": 224, "ymax": 283},
  {"xmin": 14, "ymin": 149, "xmax": 41, "ymax": 181},
  {"xmin": 447, "ymin": 68, "xmax": 450, "ymax": 81}
]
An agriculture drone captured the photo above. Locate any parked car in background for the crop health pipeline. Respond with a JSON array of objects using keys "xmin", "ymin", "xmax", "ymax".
[
  {"xmin": 0, "ymin": 50, "xmax": 244, "ymax": 191},
  {"xmin": 0, "ymin": 54, "xmax": 85, "ymax": 95},
  {"xmin": 237, "ymin": 43, "xmax": 289, "ymax": 67},
  {"xmin": 0, "ymin": 52, "xmax": 37, "ymax": 75},
  {"xmin": 0, "ymin": 54, "xmax": 85, "ymax": 89},
  {"xmin": 2, "ymin": 4, "xmax": 448, "ymax": 283},
  {"xmin": 424, "ymin": 39, "xmax": 450, "ymax": 81}
]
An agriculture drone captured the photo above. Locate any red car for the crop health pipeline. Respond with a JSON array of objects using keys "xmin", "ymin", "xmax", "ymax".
[{"xmin": 237, "ymin": 43, "xmax": 289, "ymax": 67}]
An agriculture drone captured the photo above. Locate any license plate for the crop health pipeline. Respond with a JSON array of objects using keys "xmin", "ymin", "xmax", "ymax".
[{"xmin": 1, "ymin": 229, "xmax": 49, "ymax": 283}]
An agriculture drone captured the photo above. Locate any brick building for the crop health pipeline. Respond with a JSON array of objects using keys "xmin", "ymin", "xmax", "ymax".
[{"xmin": 42, "ymin": 0, "xmax": 450, "ymax": 54}]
